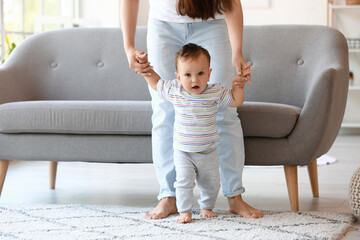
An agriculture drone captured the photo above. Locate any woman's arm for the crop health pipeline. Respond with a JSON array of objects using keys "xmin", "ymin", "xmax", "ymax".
[
  {"xmin": 121, "ymin": 0, "xmax": 139, "ymax": 53},
  {"xmin": 224, "ymin": 0, "xmax": 251, "ymax": 85},
  {"xmin": 121, "ymin": 0, "xmax": 152, "ymax": 75}
]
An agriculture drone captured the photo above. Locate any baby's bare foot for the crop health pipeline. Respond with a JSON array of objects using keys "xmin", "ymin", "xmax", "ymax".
[
  {"xmin": 145, "ymin": 197, "xmax": 178, "ymax": 220},
  {"xmin": 177, "ymin": 212, "xmax": 192, "ymax": 224},
  {"xmin": 200, "ymin": 209, "xmax": 218, "ymax": 218},
  {"xmin": 228, "ymin": 195, "xmax": 264, "ymax": 218}
]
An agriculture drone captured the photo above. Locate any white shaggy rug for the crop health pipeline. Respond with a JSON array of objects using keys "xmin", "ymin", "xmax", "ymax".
[{"xmin": 0, "ymin": 204, "xmax": 355, "ymax": 240}]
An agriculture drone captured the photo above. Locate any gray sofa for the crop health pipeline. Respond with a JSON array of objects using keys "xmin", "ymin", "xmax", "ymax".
[{"xmin": 0, "ymin": 25, "xmax": 349, "ymax": 211}]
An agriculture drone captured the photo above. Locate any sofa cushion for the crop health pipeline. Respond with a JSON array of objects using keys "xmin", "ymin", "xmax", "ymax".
[
  {"xmin": 238, "ymin": 102, "xmax": 301, "ymax": 138},
  {"xmin": 0, "ymin": 101, "xmax": 152, "ymax": 135},
  {"xmin": 0, "ymin": 101, "xmax": 300, "ymax": 138}
]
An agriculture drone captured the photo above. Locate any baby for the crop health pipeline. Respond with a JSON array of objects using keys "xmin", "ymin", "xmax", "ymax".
[{"xmin": 137, "ymin": 43, "xmax": 250, "ymax": 223}]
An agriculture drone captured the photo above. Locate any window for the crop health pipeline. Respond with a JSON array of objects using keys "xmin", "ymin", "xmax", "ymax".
[{"xmin": 0, "ymin": 0, "xmax": 80, "ymax": 63}]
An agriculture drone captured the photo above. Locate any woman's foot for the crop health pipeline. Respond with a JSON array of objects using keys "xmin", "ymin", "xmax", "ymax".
[
  {"xmin": 228, "ymin": 195, "xmax": 264, "ymax": 218},
  {"xmin": 200, "ymin": 209, "xmax": 218, "ymax": 218},
  {"xmin": 144, "ymin": 197, "xmax": 178, "ymax": 219},
  {"xmin": 177, "ymin": 212, "xmax": 192, "ymax": 223}
]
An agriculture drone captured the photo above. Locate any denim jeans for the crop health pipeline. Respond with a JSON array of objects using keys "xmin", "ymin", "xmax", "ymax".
[{"xmin": 147, "ymin": 18, "xmax": 245, "ymax": 200}]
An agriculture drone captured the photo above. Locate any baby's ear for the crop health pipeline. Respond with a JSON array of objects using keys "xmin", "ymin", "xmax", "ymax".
[
  {"xmin": 208, "ymin": 68, "xmax": 212, "ymax": 81},
  {"xmin": 175, "ymin": 72, "xmax": 181, "ymax": 81}
]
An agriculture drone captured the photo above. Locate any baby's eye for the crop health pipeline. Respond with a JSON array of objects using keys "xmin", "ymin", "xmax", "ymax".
[
  {"xmin": 198, "ymin": 71, "xmax": 204, "ymax": 76},
  {"xmin": 185, "ymin": 73, "xmax": 191, "ymax": 77}
]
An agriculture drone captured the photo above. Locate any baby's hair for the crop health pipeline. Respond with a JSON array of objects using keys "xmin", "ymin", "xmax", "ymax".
[{"xmin": 175, "ymin": 43, "xmax": 211, "ymax": 70}]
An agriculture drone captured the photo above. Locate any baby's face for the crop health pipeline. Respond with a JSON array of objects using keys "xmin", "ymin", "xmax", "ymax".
[{"xmin": 175, "ymin": 53, "xmax": 212, "ymax": 95}]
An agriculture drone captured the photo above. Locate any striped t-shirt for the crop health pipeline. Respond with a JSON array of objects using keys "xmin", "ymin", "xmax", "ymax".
[{"xmin": 157, "ymin": 79, "xmax": 233, "ymax": 152}]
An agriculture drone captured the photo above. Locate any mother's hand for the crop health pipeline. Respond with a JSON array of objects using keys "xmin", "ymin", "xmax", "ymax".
[
  {"xmin": 233, "ymin": 54, "xmax": 252, "ymax": 85},
  {"xmin": 125, "ymin": 48, "xmax": 152, "ymax": 76}
]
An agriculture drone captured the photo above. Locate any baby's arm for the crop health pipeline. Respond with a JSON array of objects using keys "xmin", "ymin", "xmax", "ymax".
[
  {"xmin": 229, "ymin": 67, "xmax": 252, "ymax": 107},
  {"xmin": 135, "ymin": 51, "xmax": 160, "ymax": 91},
  {"xmin": 229, "ymin": 75, "xmax": 245, "ymax": 107},
  {"xmin": 144, "ymin": 70, "xmax": 161, "ymax": 91}
]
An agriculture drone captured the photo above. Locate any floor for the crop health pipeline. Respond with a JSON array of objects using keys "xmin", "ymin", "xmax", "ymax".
[{"xmin": 0, "ymin": 134, "xmax": 359, "ymax": 239}]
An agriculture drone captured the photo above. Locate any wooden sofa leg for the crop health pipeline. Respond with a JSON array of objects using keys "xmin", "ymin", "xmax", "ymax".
[
  {"xmin": 284, "ymin": 165, "xmax": 299, "ymax": 211},
  {"xmin": 0, "ymin": 160, "xmax": 9, "ymax": 196},
  {"xmin": 307, "ymin": 159, "xmax": 319, "ymax": 197},
  {"xmin": 49, "ymin": 161, "xmax": 58, "ymax": 189}
]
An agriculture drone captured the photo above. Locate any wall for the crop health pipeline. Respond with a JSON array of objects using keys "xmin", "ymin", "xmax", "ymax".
[
  {"xmin": 81, "ymin": 0, "xmax": 328, "ymax": 27},
  {"xmin": 136, "ymin": 0, "xmax": 328, "ymax": 26},
  {"xmin": 79, "ymin": 0, "xmax": 149, "ymax": 27},
  {"xmin": 79, "ymin": 0, "xmax": 120, "ymax": 27},
  {"xmin": 243, "ymin": 0, "xmax": 327, "ymax": 25}
]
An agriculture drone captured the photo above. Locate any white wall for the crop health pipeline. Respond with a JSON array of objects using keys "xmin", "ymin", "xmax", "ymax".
[
  {"xmin": 79, "ymin": 0, "xmax": 149, "ymax": 27},
  {"xmin": 80, "ymin": 0, "xmax": 120, "ymax": 27},
  {"xmin": 138, "ymin": 0, "xmax": 149, "ymax": 26},
  {"xmin": 134, "ymin": 0, "xmax": 329, "ymax": 26},
  {"xmin": 82, "ymin": 0, "xmax": 329, "ymax": 27},
  {"xmin": 243, "ymin": 0, "xmax": 327, "ymax": 25}
]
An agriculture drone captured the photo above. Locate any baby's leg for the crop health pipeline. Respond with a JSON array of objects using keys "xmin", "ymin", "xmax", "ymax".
[
  {"xmin": 200, "ymin": 209, "xmax": 218, "ymax": 218},
  {"xmin": 196, "ymin": 145, "xmax": 220, "ymax": 217},
  {"xmin": 174, "ymin": 149, "xmax": 196, "ymax": 223},
  {"xmin": 177, "ymin": 212, "xmax": 192, "ymax": 223}
]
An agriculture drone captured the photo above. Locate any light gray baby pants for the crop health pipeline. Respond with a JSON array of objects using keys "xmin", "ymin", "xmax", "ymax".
[{"xmin": 174, "ymin": 143, "xmax": 220, "ymax": 213}]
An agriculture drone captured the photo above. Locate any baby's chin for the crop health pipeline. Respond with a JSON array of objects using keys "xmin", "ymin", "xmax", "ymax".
[{"xmin": 186, "ymin": 86, "xmax": 206, "ymax": 95}]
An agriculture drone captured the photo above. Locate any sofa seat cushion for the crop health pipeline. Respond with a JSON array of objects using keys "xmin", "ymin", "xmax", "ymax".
[
  {"xmin": 0, "ymin": 101, "xmax": 152, "ymax": 134},
  {"xmin": 238, "ymin": 102, "xmax": 301, "ymax": 138}
]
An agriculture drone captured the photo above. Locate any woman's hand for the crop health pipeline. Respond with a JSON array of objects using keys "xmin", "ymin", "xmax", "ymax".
[
  {"xmin": 125, "ymin": 48, "xmax": 153, "ymax": 77},
  {"xmin": 233, "ymin": 54, "xmax": 252, "ymax": 85}
]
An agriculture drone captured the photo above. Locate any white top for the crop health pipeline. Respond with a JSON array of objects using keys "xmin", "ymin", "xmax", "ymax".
[
  {"xmin": 157, "ymin": 79, "xmax": 232, "ymax": 152},
  {"xmin": 149, "ymin": 0, "xmax": 225, "ymax": 23}
]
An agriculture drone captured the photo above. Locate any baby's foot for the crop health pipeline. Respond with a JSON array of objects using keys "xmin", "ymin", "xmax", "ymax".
[
  {"xmin": 200, "ymin": 209, "xmax": 218, "ymax": 218},
  {"xmin": 177, "ymin": 212, "xmax": 192, "ymax": 224}
]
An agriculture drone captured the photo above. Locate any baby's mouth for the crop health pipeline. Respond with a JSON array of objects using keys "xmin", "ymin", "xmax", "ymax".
[{"xmin": 192, "ymin": 86, "xmax": 200, "ymax": 89}]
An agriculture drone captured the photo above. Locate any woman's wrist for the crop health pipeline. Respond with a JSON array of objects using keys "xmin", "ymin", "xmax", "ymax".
[
  {"xmin": 232, "ymin": 49, "xmax": 244, "ymax": 58},
  {"xmin": 124, "ymin": 44, "xmax": 136, "ymax": 54}
]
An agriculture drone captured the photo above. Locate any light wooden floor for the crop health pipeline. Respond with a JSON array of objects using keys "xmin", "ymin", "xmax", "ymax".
[{"xmin": 0, "ymin": 134, "xmax": 359, "ymax": 239}]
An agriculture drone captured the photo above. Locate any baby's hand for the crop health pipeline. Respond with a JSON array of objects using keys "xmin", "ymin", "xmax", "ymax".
[
  {"xmin": 237, "ymin": 65, "xmax": 253, "ymax": 85},
  {"xmin": 232, "ymin": 75, "xmax": 246, "ymax": 89},
  {"xmin": 135, "ymin": 50, "xmax": 148, "ymax": 64},
  {"xmin": 135, "ymin": 50, "xmax": 153, "ymax": 76}
]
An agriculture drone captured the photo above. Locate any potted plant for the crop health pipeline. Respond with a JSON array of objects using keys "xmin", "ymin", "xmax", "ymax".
[{"xmin": 1, "ymin": 31, "xmax": 17, "ymax": 64}]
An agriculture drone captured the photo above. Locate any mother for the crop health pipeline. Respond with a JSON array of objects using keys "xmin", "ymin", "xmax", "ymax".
[{"xmin": 121, "ymin": 0, "xmax": 263, "ymax": 219}]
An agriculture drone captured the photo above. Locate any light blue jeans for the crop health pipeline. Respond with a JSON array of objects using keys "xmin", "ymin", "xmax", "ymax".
[{"xmin": 147, "ymin": 18, "xmax": 245, "ymax": 200}]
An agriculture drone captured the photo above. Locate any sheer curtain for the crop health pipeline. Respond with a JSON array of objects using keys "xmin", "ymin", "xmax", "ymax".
[{"xmin": 0, "ymin": 0, "xmax": 5, "ymax": 62}]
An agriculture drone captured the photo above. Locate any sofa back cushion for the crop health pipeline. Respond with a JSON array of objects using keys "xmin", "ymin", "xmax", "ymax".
[
  {"xmin": 4, "ymin": 25, "xmax": 347, "ymax": 109},
  {"xmin": 5, "ymin": 27, "xmax": 150, "ymax": 101},
  {"xmin": 241, "ymin": 25, "xmax": 347, "ymax": 109}
]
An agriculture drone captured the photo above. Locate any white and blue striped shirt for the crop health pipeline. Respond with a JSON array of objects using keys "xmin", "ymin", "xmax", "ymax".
[{"xmin": 157, "ymin": 79, "xmax": 233, "ymax": 152}]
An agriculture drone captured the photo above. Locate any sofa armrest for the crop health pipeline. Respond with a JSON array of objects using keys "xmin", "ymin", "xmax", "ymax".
[
  {"xmin": 288, "ymin": 66, "xmax": 348, "ymax": 165},
  {"xmin": 0, "ymin": 67, "xmax": 33, "ymax": 104}
]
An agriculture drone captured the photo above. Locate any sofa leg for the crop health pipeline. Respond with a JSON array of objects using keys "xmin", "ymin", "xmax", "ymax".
[
  {"xmin": 284, "ymin": 165, "xmax": 299, "ymax": 211},
  {"xmin": 0, "ymin": 160, "xmax": 9, "ymax": 197},
  {"xmin": 49, "ymin": 161, "xmax": 58, "ymax": 189},
  {"xmin": 307, "ymin": 159, "xmax": 319, "ymax": 197}
]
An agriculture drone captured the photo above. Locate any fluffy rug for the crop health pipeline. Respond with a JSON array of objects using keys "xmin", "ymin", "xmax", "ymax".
[{"xmin": 0, "ymin": 204, "xmax": 355, "ymax": 240}]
